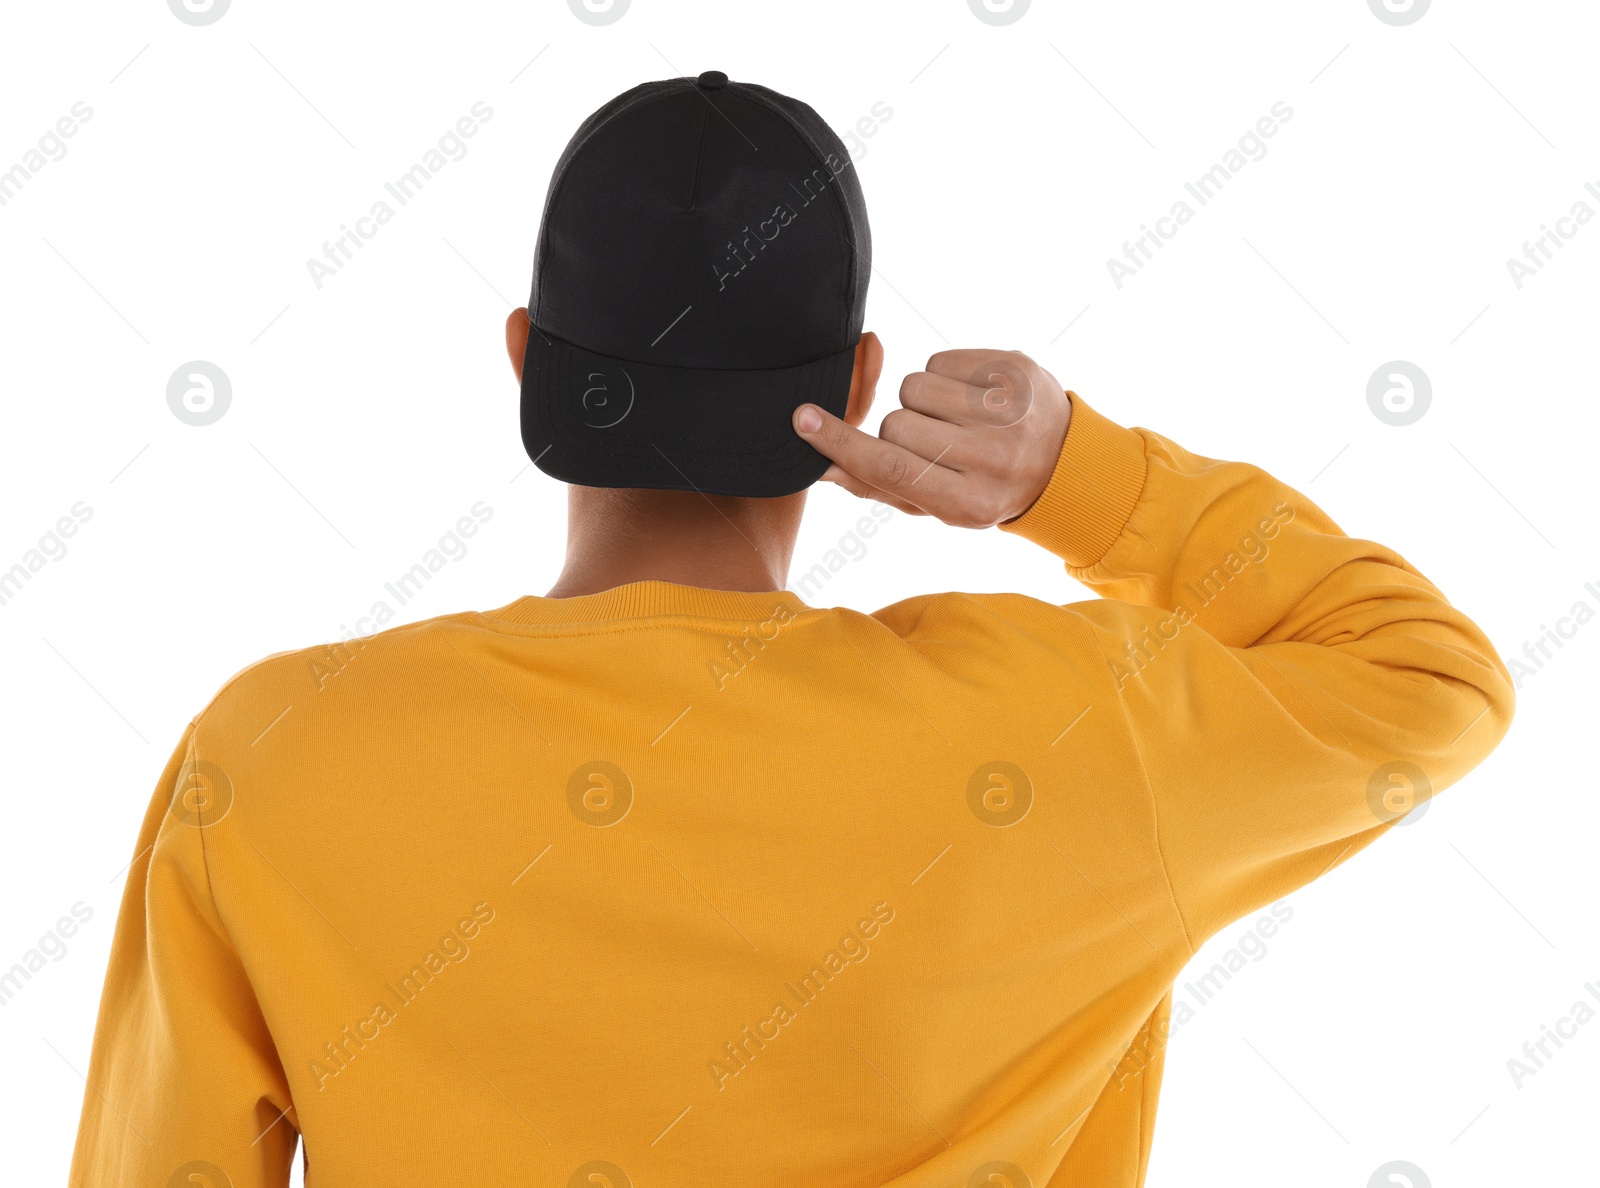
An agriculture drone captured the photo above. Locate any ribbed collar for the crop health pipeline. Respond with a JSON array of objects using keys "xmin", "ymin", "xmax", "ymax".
[{"xmin": 482, "ymin": 580, "xmax": 810, "ymax": 627}]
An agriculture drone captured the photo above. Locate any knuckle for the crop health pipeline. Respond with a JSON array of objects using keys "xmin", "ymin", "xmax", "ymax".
[
  {"xmin": 873, "ymin": 449, "xmax": 910, "ymax": 488},
  {"xmin": 968, "ymin": 494, "xmax": 1000, "ymax": 527},
  {"xmin": 880, "ymin": 409, "xmax": 911, "ymax": 441},
  {"xmin": 969, "ymin": 432, "xmax": 1001, "ymax": 461},
  {"xmin": 973, "ymin": 436, "xmax": 1014, "ymax": 474}
]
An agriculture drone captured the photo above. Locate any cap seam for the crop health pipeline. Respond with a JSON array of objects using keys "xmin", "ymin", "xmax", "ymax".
[
  {"xmin": 528, "ymin": 322, "xmax": 858, "ymax": 375},
  {"xmin": 733, "ymin": 85, "xmax": 862, "ymax": 340},
  {"xmin": 687, "ymin": 101, "xmax": 709, "ymax": 210}
]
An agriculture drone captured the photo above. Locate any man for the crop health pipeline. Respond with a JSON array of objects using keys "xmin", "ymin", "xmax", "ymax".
[{"xmin": 72, "ymin": 73, "xmax": 1511, "ymax": 1188}]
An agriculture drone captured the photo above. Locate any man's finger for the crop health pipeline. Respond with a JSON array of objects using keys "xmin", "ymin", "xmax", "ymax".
[
  {"xmin": 898, "ymin": 371, "xmax": 983, "ymax": 423},
  {"xmin": 922, "ymin": 350, "xmax": 1041, "ymax": 430},
  {"xmin": 880, "ymin": 408, "xmax": 969, "ymax": 468},
  {"xmin": 923, "ymin": 349, "xmax": 1027, "ymax": 382},
  {"xmin": 819, "ymin": 465, "xmax": 928, "ymax": 516},
  {"xmin": 793, "ymin": 403, "xmax": 961, "ymax": 504}
]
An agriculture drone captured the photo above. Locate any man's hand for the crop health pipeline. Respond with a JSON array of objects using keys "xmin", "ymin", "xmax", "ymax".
[{"xmin": 793, "ymin": 349, "xmax": 1072, "ymax": 529}]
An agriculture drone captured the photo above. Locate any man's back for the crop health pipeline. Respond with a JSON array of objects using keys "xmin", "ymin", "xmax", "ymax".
[{"xmin": 70, "ymin": 396, "xmax": 1512, "ymax": 1186}]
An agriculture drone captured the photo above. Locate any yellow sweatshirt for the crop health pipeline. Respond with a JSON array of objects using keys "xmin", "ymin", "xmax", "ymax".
[{"xmin": 70, "ymin": 394, "xmax": 1513, "ymax": 1188}]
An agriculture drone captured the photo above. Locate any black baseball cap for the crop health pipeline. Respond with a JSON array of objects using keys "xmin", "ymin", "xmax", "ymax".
[{"xmin": 520, "ymin": 71, "xmax": 871, "ymax": 498}]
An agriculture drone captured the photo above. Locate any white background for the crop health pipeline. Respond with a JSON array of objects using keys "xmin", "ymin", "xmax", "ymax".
[{"xmin": 1, "ymin": 1, "xmax": 1594, "ymax": 1184}]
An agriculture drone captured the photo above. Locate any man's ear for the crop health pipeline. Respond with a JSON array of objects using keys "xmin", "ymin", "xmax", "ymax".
[
  {"xmin": 845, "ymin": 331, "xmax": 882, "ymax": 427},
  {"xmin": 506, "ymin": 308, "xmax": 532, "ymax": 384}
]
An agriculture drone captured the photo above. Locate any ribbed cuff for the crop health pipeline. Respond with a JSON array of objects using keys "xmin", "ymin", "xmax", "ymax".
[{"xmin": 999, "ymin": 392, "xmax": 1147, "ymax": 570}]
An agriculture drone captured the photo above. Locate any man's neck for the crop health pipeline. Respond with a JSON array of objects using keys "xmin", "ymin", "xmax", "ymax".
[{"xmin": 545, "ymin": 486, "xmax": 806, "ymax": 599}]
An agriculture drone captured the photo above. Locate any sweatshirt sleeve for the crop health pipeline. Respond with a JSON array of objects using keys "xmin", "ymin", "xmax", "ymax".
[
  {"xmin": 1001, "ymin": 392, "xmax": 1516, "ymax": 948},
  {"xmin": 69, "ymin": 720, "xmax": 296, "ymax": 1188}
]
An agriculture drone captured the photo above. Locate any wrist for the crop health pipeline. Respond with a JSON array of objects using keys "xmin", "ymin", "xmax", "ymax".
[{"xmin": 999, "ymin": 392, "xmax": 1147, "ymax": 570}]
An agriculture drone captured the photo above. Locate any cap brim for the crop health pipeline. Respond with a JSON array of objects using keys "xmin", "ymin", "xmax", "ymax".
[{"xmin": 521, "ymin": 328, "xmax": 856, "ymax": 498}]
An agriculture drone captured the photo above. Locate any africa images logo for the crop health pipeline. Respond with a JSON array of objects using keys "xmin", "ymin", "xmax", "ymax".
[
  {"xmin": 1367, "ymin": 361, "xmax": 1431, "ymax": 427},
  {"xmin": 168, "ymin": 0, "xmax": 230, "ymax": 26},
  {"xmin": 969, "ymin": 1161, "xmax": 1031, "ymax": 1188},
  {"xmin": 1366, "ymin": 761, "xmax": 1432, "ymax": 827},
  {"xmin": 967, "ymin": 761, "xmax": 1033, "ymax": 827},
  {"xmin": 169, "ymin": 760, "xmax": 235, "ymax": 828},
  {"xmin": 567, "ymin": 761, "xmax": 633, "ymax": 827},
  {"xmin": 1367, "ymin": 0, "xmax": 1430, "ymax": 26},
  {"xmin": 577, "ymin": 365, "xmax": 635, "ymax": 429},
  {"xmin": 568, "ymin": 0, "xmax": 630, "ymax": 26},
  {"xmin": 968, "ymin": 0, "xmax": 1031, "ymax": 27},
  {"xmin": 1369, "ymin": 1162, "xmax": 1430, "ymax": 1188},
  {"xmin": 168, "ymin": 1163, "xmax": 232, "ymax": 1188},
  {"xmin": 965, "ymin": 357, "xmax": 1035, "ymax": 427},
  {"xmin": 167, "ymin": 361, "xmax": 232, "ymax": 426},
  {"xmin": 568, "ymin": 1162, "xmax": 631, "ymax": 1188}
]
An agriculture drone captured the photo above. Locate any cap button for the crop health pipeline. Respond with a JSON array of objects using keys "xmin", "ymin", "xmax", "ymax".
[{"xmin": 696, "ymin": 70, "xmax": 729, "ymax": 91}]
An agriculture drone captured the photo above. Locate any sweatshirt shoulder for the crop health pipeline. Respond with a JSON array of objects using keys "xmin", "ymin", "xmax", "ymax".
[
  {"xmin": 870, "ymin": 589, "xmax": 1098, "ymax": 647},
  {"xmin": 189, "ymin": 608, "xmax": 485, "ymax": 745},
  {"xmin": 865, "ymin": 590, "xmax": 1122, "ymax": 698}
]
